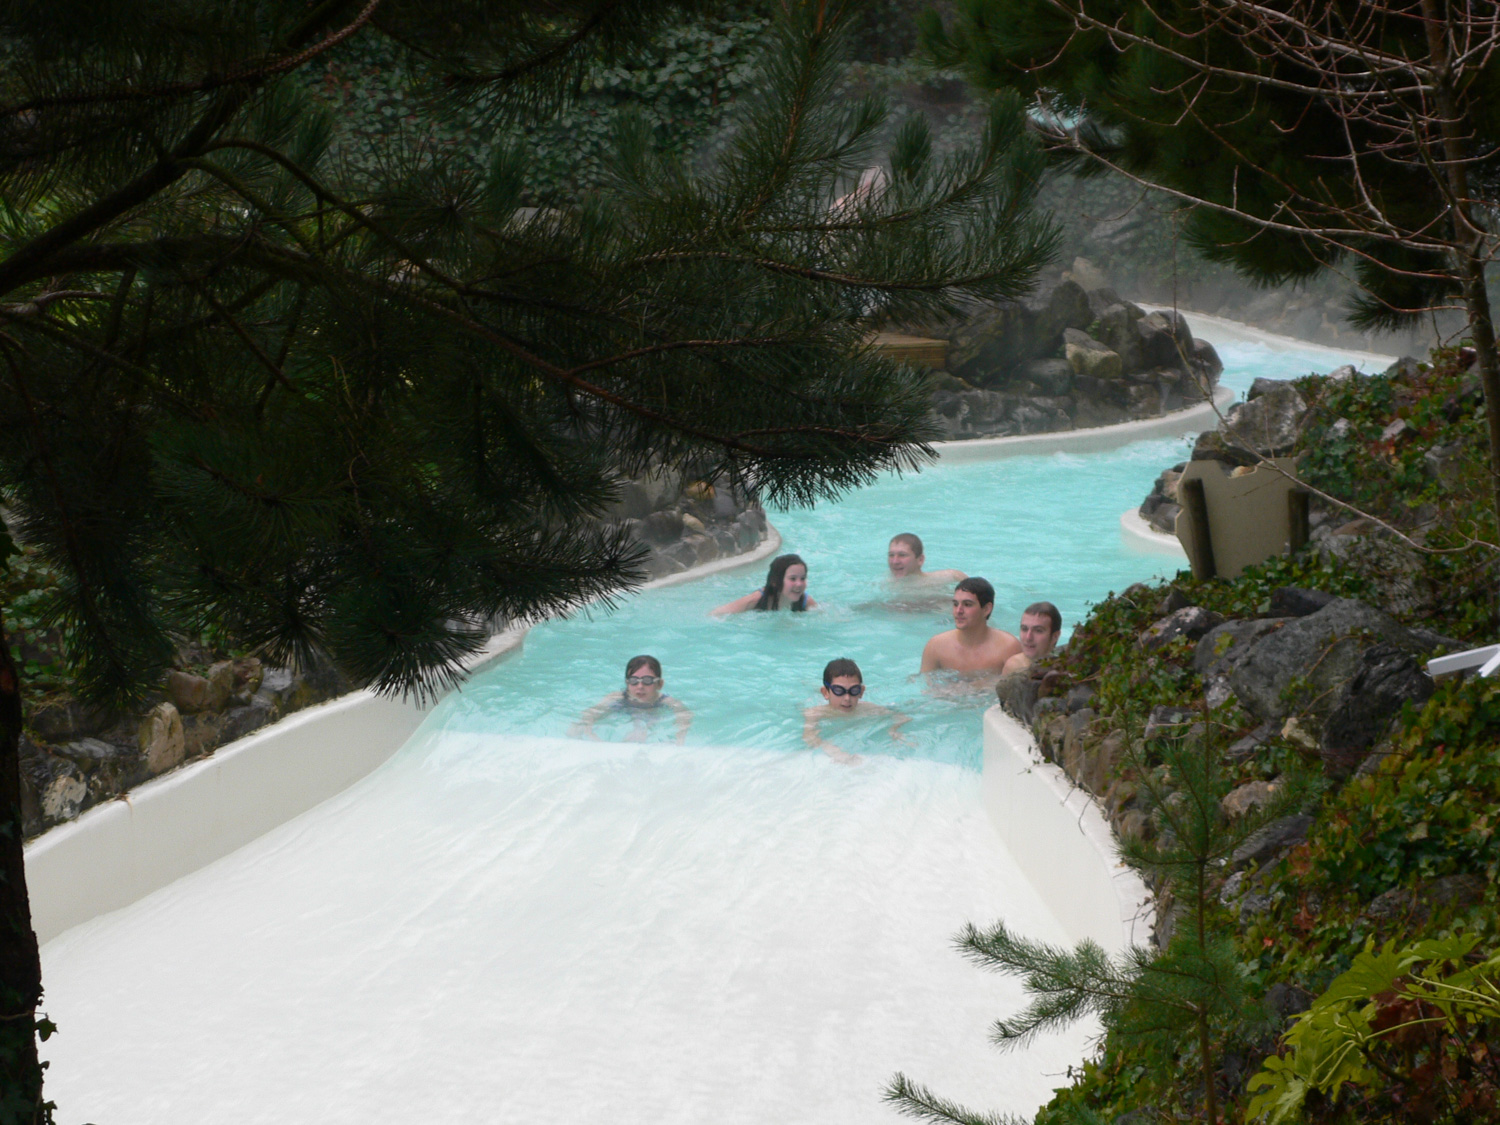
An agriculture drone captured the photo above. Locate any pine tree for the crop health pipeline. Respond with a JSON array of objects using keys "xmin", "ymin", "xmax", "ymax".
[
  {"xmin": 0, "ymin": 1, "xmax": 1059, "ymax": 1117},
  {"xmin": 887, "ymin": 712, "xmax": 1317, "ymax": 1125}
]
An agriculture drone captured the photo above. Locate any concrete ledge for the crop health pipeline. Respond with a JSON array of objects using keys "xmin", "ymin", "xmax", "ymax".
[
  {"xmin": 1120, "ymin": 508, "xmax": 1188, "ymax": 558},
  {"xmin": 933, "ymin": 387, "xmax": 1234, "ymax": 463},
  {"xmin": 982, "ymin": 706, "xmax": 1152, "ymax": 953}
]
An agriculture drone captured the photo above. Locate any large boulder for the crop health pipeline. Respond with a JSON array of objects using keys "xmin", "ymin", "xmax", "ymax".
[
  {"xmin": 1222, "ymin": 384, "xmax": 1308, "ymax": 455},
  {"xmin": 1016, "ymin": 357, "xmax": 1074, "ymax": 396},
  {"xmin": 1189, "ymin": 338, "xmax": 1223, "ymax": 381},
  {"xmin": 1140, "ymin": 605, "xmax": 1225, "ymax": 651},
  {"xmin": 1320, "ymin": 644, "xmax": 1434, "ymax": 775},
  {"xmin": 1224, "ymin": 598, "xmax": 1421, "ymax": 722},
  {"xmin": 1094, "ymin": 303, "xmax": 1146, "ymax": 371},
  {"xmin": 1063, "ymin": 328, "xmax": 1123, "ymax": 380}
]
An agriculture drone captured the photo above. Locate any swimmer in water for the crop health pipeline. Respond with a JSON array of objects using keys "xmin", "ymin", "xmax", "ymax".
[
  {"xmin": 918, "ymin": 577, "xmax": 1021, "ymax": 688},
  {"xmin": 571, "ymin": 655, "xmax": 693, "ymax": 743},
  {"xmin": 886, "ymin": 533, "xmax": 967, "ymax": 584},
  {"xmin": 802, "ymin": 658, "xmax": 911, "ymax": 764},
  {"xmin": 1001, "ymin": 601, "xmax": 1062, "ymax": 676},
  {"xmin": 712, "ymin": 553, "xmax": 818, "ymax": 615}
]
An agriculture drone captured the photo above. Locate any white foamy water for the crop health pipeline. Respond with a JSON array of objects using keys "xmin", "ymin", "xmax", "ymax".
[{"xmin": 41, "ymin": 734, "xmax": 1088, "ymax": 1125}]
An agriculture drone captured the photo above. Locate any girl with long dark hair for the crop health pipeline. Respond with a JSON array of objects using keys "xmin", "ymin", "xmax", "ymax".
[{"xmin": 712, "ymin": 554, "xmax": 817, "ymax": 614}]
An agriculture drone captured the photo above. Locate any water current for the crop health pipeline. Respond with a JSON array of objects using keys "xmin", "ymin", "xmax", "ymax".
[{"xmin": 39, "ymin": 320, "xmax": 1393, "ymax": 1124}]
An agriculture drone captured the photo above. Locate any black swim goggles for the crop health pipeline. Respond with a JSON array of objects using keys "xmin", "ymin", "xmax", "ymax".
[
  {"xmin": 626, "ymin": 675, "xmax": 661, "ymax": 686},
  {"xmin": 824, "ymin": 683, "xmax": 864, "ymax": 697}
]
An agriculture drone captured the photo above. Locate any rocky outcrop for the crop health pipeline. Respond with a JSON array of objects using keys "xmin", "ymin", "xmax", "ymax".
[
  {"xmin": 924, "ymin": 282, "xmax": 1222, "ymax": 439},
  {"xmin": 602, "ymin": 471, "xmax": 770, "ymax": 580},
  {"xmin": 20, "ymin": 653, "xmax": 354, "ymax": 839}
]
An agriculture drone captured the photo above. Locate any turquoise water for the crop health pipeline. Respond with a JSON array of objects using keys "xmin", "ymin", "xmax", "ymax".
[{"xmin": 436, "ymin": 330, "xmax": 1386, "ymax": 765}]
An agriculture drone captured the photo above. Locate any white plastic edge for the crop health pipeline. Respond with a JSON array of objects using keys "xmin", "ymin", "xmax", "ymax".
[
  {"xmin": 1120, "ymin": 508, "xmax": 1188, "ymax": 558},
  {"xmin": 982, "ymin": 706, "xmax": 1153, "ymax": 953}
]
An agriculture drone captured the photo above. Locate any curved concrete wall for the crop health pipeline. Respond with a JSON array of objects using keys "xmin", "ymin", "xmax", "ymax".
[
  {"xmin": 24, "ymin": 403, "xmax": 1182, "ymax": 951},
  {"xmin": 982, "ymin": 707, "xmax": 1151, "ymax": 952}
]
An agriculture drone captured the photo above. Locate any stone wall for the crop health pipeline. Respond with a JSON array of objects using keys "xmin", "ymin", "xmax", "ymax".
[
  {"xmin": 601, "ymin": 471, "xmax": 769, "ymax": 580},
  {"xmin": 924, "ymin": 281, "xmax": 1223, "ymax": 439}
]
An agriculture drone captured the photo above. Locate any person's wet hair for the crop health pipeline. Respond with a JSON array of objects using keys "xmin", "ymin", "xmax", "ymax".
[
  {"xmin": 822, "ymin": 658, "xmax": 861, "ymax": 684},
  {"xmin": 1024, "ymin": 601, "xmax": 1062, "ymax": 635},
  {"xmin": 889, "ymin": 533, "xmax": 923, "ymax": 557},
  {"xmin": 625, "ymin": 654, "xmax": 662, "ymax": 678},
  {"xmin": 955, "ymin": 576, "xmax": 995, "ymax": 610},
  {"xmin": 754, "ymin": 554, "xmax": 808, "ymax": 611}
]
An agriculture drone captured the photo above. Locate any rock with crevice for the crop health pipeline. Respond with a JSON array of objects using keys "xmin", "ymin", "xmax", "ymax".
[
  {"xmin": 1222, "ymin": 384, "xmax": 1308, "ymax": 455},
  {"xmin": 1224, "ymin": 598, "xmax": 1420, "ymax": 722},
  {"xmin": 1319, "ymin": 644, "xmax": 1434, "ymax": 776},
  {"xmin": 138, "ymin": 701, "xmax": 186, "ymax": 776},
  {"xmin": 1231, "ymin": 813, "xmax": 1314, "ymax": 870},
  {"xmin": 1140, "ymin": 605, "xmax": 1225, "ymax": 651}
]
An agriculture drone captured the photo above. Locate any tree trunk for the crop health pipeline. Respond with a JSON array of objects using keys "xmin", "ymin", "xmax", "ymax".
[
  {"xmin": 1420, "ymin": 0, "xmax": 1500, "ymax": 531},
  {"xmin": 0, "ymin": 605, "xmax": 47, "ymax": 1125}
]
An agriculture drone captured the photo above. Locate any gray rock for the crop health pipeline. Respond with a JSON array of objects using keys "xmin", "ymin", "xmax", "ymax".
[
  {"xmin": 1065, "ymin": 684, "xmax": 1097, "ymax": 713},
  {"xmin": 641, "ymin": 509, "xmax": 684, "ymax": 544},
  {"xmin": 1017, "ymin": 357, "xmax": 1074, "ymax": 396},
  {"xmin": 27, "ymin": 697, "xmax": 112, "ymax": 741},
  {"xmin": 1222, "ymin": 779, "xmax": 1281, "ymax": 819},
  {"xmin": 166, "ymin": 669, "xmax": 212, "ymax": 714},
  {"xmin": 1406, "ymin": 625, "xmax": 1463, "ymax": 655},
  {"xmin": 20, "ymin": 750, "xmax": 87, "ymax": 830},
  {"xmin": 1044, "ymin": 279, "xmax": 1095, "ymax": 337},
  {"xmin": 1231, "ymin": 814, "xmax": 1314, "ymax": 869},
  {"xmin": 1264, "ymin": 982, "xmax": 1314, "ymax": 1020},
  {"xmin": 1095, "ymin": 303, "xmax": 1145, "ymax": 371},
  {"xmin": 1383, "ymin": 356, "xmax": 1423, "ymax": 380},
  {"xmin": 1084, "ymin": 285, "xmax": 1128, "ymax": 319},
  {"xmin": 1155, "ymin": 586, "xmax": 1191, "ymax": 616},
  {"xmin": 1063, "ymin": 328, "xmax": 1123, "ymax": 380},
  {"xmin": 1194, "ymin": 620, "xmax": 1291, "ymax": 676},
  {"xmin": 1225, "ymin": 598, "xmax": 1419, "ymax": 721},
  {"xmin": 1144, "ymin": 704, "xmax": 1196, "ymax": 740},
  {"xmin": 1191, "ymin": 428, "xmax": 1258, "ymax": 467},
  {"xmin": 1222, "ymin": 384, "xmax": 1308, "ymax": 455},
  {"xmin": 1364, "ymin": 874, "xmax": 1485, "ymax": 924},
  {"xmin": 1248, "ymin": 376, "xmax": 1293, "ymax": 401},
  {"xmin": 1320, "ymin": 644, "xmax": 1434, "ymax": 775},
  {"xmin": 138, "ymin": 702, "xmax": 185, "ymax": 776},
  {"xmin": 56, "ymin": 737, "xmax": 130, "ymax": 765},
  {"xmin": 1422, "ymin": 442, "xmax": 1465, "ymax": 491},
  {"xmin": 1140, "ymin": 605, "xmax": 1225, "ymax": 651},
  {"xmin": 221, "ymin": 695, "xmax": 277, "ymax": 744},
  {"xmin": 1267, "ymin": 587, "xmax": 1335, "ymax": 618},
  {"xmin": 1136, "ymin": 313, "xmax": 1184, "ymax": 370},
  {"xmin": 995, "ymin": 671, "xmax": 1040, "ymax": 724},
  {"xmin": 1189, "ymin": 338, "xmax": 1223, "ymax": 381},
  {"xmin": 1226, "ymin": 721, "xmax": 1278, "ymax": 761}
]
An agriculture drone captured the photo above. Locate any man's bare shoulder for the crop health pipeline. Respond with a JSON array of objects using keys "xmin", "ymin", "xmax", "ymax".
[{"xmin": 926, "ymin": 567, "xmax": 968, "ymax": 582}]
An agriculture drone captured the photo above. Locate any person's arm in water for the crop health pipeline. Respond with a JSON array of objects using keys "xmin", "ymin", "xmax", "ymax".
[
  {"xmin": 666, "ymin": 696, "xmax": 693, "ymax": 744},
  {"xmin": 801, "ymin": 706, "xmax": 861, "ymax": 764},
  {"xmin": 569, "ymin": 693, "xmax": 620, "ymax": 739},
  {"xmin": 857, "ymin": 701, "xmax": 915, "ymax": 744},
  {"xmin": 1001, "ymin": 652, "xmax": 1032, "ymax": 676},
  {"xmin": 711, "ymin": 591, "xmax": 761, "ymax": 615},
  {"xmin": 919, "ymin": 635, "xmax": 944, "ymax": 674}
]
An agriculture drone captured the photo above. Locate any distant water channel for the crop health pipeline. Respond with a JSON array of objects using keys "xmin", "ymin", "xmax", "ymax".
[{"xmin": 40, "ymin": 321, "xmax": 1391, "ymax": 1125}]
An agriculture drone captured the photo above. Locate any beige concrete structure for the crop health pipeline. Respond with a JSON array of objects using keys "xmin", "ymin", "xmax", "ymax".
[{"xmin": 1175, "ymin": 457, "xmax": 1302, "ymax": 579}]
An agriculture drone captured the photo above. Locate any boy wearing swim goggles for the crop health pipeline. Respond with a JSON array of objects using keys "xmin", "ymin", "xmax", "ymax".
[{"xmin": 802, "ymin": 658, "xmax": 911, "ymax": 764}]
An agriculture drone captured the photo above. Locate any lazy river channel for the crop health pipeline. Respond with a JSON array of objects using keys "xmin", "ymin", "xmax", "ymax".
[{"xmin": 38, "ymin": 321, "xmax": 1393, "ymax": 1124}]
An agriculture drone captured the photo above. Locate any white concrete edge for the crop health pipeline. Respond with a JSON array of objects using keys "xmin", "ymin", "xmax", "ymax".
[
  {"xmin": 931, "ymin": 387, "xmax": 1235, "ymax": 462},
  {"xmin": 24, "ymin": 526, "xmax": 781, "ymax": 945},
  {"xmin": 982, "ymin": 706, "xmax": 1153, "ymax": 954},
  {"xmin": 31, "ymin": 387, "xmax": 1221, "ymax": 946},
  {"xmin": 1141, "ymin": 306, "xmax": 1399, "ymax": 371},
  {"xmin": 1120, "ymin": 509, "xmax": 1188, "ymax": 558}
]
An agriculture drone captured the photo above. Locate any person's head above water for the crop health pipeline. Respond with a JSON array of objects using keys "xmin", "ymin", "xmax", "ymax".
[
  {"xmin": 887, "ymin": 533, "xmax": 925, "ymax": 578},
  {"xmin": 821, "ymin": 657, "xmax": 864, "ymax": 712},
  {"xmin": 623, "ymin": 654, "xmax": 664, "ymax": 706},
  {"xmin": 1019, "ymin": 602, "xmax": 1062, "ymax": 660},
  {"xmin": 952, "ymin": 577, "xmax": 995, "ymax": 629},
  {"xmin": 756, "ymin": 554, "xmax": 809, "ymax": 611}
]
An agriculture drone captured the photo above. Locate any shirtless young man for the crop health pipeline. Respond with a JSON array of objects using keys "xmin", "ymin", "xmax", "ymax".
[
  {"xmin": 1001, "ymin": 602, "xmax": 1062, "ymax": 676},
  {"xmin": 802, "ymin": 658, "xmax": 911, "ymax": 764},
  {"xmin": 886, "ymin": 533, "xmax": 967, "ymax": 584},
  {"xmin": 918, "ymin": 577, "xmax": 1021, "ymax": 678}
]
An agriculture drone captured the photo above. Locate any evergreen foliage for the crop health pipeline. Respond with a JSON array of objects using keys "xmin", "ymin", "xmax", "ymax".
[
  {"xmin": 888, "ymin": 716, "xmax": 1319, "ymax": 1125},
  {"xmin": 0, "ymin": 1, "xmax": 1059, "ymax": 1118}
]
